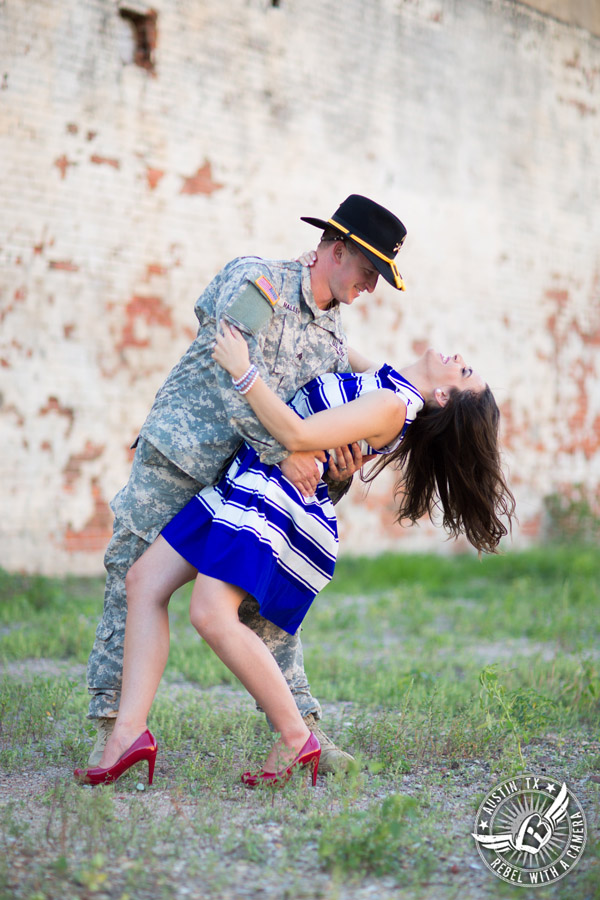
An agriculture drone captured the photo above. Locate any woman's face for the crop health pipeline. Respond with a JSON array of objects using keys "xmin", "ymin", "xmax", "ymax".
[{"xmin": 423, "ymin": 349, "xmax": 486, "ymax": 395}]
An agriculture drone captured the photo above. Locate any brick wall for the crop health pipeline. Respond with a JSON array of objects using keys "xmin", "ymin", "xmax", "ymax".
[{"xmin": 1, "ymin": 0, "xmax": 599, "ymax": 574}]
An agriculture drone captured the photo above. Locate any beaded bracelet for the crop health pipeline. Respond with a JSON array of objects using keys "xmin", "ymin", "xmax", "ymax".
[
  {"xmin": 232, "ymin": 365, "xmax": 255, "ymax": 388},
  {"xmin": 232, "ymin": 365, "xmax": 256, "ymax": 391},
  {"xmin": 238, "ymin": 368, "xmax": 259, "ymax": 395},
  {"xmin": 232, "ymin": 364, "xmax": 258, "ymax": 394},
  {"xmin": 235, "ymin": 368, "xmax": 257, "ymax": 393}
]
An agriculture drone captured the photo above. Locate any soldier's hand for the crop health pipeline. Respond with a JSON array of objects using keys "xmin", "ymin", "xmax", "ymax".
[{"xmin": 280, "ymin": 450, "xmax": 327, "ymax": 497}]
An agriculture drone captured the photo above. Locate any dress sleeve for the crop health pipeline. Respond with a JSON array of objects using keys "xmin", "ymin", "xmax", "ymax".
[{"xmin": 361, "ymin": 381, "xmax": 424, "ymax": 455}]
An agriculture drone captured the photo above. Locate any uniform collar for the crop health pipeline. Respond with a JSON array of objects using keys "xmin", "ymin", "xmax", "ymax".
[{"xmin": 301, "ymin": 265, "xmax": 340, "ymax": 325}]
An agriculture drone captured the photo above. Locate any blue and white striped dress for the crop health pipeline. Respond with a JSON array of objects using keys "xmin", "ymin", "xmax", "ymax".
[{"xmin": 161, "ymin": 365, "xmax": 423, "ymax": 634}]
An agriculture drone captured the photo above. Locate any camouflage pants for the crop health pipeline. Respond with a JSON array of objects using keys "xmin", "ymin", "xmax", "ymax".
[{"xmin": 86, "ymin": 437, "xmax": 322, "ymax": 723}]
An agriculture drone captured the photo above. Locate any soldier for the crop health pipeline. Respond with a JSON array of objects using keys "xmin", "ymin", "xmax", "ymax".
[{"xmin": 86, "ymin": 194, "xmax": 407, "ymax": 773}]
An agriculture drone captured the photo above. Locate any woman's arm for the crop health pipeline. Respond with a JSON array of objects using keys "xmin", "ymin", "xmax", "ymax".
[{"xmin": 213, "ymin": 323, "xmax": 406, "ymax": 452}]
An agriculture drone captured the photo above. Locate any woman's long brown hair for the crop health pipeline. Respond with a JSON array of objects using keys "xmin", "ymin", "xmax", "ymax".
[{"xmin": 362, "ymin": 386, "xmax": 516, "ymax": 553}]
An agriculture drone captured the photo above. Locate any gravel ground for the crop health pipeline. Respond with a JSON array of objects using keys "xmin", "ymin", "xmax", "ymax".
[{"xmin": 1, "ymin": 660, "xmax": 598, "ymax": 900}]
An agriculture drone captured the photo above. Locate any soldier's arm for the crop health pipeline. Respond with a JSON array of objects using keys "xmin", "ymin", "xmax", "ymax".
[{"xmin": 348, "ymin": 346, "xmax": 377, "ymax": 373}]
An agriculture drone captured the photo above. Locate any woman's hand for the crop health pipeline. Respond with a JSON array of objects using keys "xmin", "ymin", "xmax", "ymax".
[
  {"xmin": 327, "ymin": 442, "xmax": 372, "ymax": 481},
  {"xmin": 296, "ymin": 250, "xmax": 317, "ymax": 267},
  {"xmin": 212, "ymin": 321, "xmax": 251, "ymax": 380}
]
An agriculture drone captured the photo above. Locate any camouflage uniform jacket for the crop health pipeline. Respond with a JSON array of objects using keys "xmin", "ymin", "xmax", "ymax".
[{"xmin": 134, "ymin": 256, "xmax": 349, "ymax": 487}]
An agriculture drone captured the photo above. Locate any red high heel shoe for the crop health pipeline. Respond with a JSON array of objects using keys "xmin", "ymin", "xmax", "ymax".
[
  {"xmin": 241, "ymin": 733, "xmax": 320, "ymax": 788},
  {"xmin": 74, "ymin": 729, "xmax": 157, "ymax": 786}
]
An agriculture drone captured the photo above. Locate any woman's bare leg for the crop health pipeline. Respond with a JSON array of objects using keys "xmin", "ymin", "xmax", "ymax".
[
  {"xmin": 190, "ymin": 574, "xmax": 310, "ymax": 772},
  {"xmin": 97, "ymin": 536, "xmax": 196, "ymax": 768}
]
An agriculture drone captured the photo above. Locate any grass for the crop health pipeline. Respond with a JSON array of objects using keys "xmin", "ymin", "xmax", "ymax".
[{"xmin": 0, "ymin": 547, "xmax": 599, "ymax": 899}]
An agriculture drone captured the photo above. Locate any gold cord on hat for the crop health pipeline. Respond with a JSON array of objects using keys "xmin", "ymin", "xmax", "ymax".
[{"xmin": 327, "ymin": 219, "xmax": 405, "ymax": 290}]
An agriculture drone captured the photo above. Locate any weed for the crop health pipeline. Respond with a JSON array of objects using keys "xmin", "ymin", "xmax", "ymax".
[
  {"xmin": 223, "ymin": 825, "xmax": 269, "ymax": 864},
  {"xmin": 478, "ymin": 664, "xmax": 555, "ymax": 767},
  {"xmin": 543, "ymin": 484, "xmax": 600, "ymax": 544},
  {"xmin": 318, "ymin": 793, "xmax": 435, "ymax": 881},
  {"xmin": 558, "ymin": 658, "xmax": 600, "ymax": 708},
  {"xmin": 0, "ymin": 676, "xmax": 83, "ymax": 768}
]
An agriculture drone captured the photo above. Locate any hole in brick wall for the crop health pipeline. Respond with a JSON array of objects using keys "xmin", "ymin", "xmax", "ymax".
[{"xmin": 118, "ymin": 3, "xmax": 157, "ymax": 72}]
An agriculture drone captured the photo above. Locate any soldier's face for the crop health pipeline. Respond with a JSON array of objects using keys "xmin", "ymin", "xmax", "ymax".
[{"xmin": 331, "ymin": 246, "xmax": 379, "ymax": 305}]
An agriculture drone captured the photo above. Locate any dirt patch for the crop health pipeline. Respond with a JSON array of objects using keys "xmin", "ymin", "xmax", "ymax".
[{"xmin": 1, "ymin": 665, "xmax": 598, "ymax": 900}]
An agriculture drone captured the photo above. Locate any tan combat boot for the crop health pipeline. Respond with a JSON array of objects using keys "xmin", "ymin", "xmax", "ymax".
[
  {"xmin": 303, "ymin": 713, "xmax": 355, "ymax": 774},
  {"xmin": 87, "ymin": 717, "xmax": 117, "ymax": 766}
]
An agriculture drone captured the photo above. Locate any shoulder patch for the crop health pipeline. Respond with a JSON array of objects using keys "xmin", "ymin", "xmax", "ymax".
[
  {"xmin": 226, "ymin": 282, "xmax": 274, "ymax": 335},
  {"xmin": 254, "ymin": 275, "xmax": 279, "ymax": 307}
]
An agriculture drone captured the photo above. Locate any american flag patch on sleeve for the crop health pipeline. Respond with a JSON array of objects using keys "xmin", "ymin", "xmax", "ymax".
[{"xmin": 254, "ymin": 275, "xmax": 280, "ymax": 306}]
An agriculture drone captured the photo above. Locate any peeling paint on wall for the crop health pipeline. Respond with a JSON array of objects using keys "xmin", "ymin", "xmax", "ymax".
[
  {"xmin": 116, "ymin": 295, "xmax": 173, "ymax": 352},
  {"xmin": 62, "ymin": 481, "xmax": 113, "ymax": 553},
  {"xmin": 180, "ymin": 161, "xmax": 223, "ymax": 196}
]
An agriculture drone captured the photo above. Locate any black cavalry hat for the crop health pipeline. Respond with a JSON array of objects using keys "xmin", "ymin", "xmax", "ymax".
[{"xmin": 301, "ymin": 194, "xmax": 407, "ymax": 290}]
